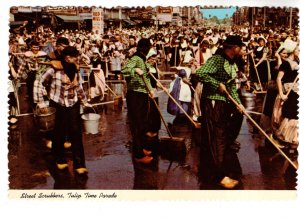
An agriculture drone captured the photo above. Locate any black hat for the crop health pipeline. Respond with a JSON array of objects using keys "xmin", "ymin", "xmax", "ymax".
[
  {"xmin": 61, "ymin": 46, "xmax": 79, "ymax": 58},
  {"xmin": 137, "ymin": 38, "xmax": 151, "ymax": 49},
  {"xmin": 30, "ymin": 40, "xmax": 40, "ymax": 47},
  {"xmin": 223, "ymin": 35, "xmax": 244, "ymax": 47},
  {"xmin": 258, "ymin": 37, "xmax": 266, "ymax": 42},
  {"xmin": 56, "ymin": 37, "xmax": 69, "ymax": 46}
]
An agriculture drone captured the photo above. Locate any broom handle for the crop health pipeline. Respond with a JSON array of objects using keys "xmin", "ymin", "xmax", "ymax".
[
  {"xmin": 285, "ymin": 76, "xmax": 299, "ymax": 96},
  {"xmin": 148, "ymin": 71, "xmax": 200, "ymax": 128},
  {"xmin": 40, "ymin": 60, "xmax": 119, "ymax": 97},
  {"xmin": 190, "ymin": 85, "xmax": 195, "ymax": 92},
  {"xmin": 104, "ymin": 83, "xmax": 118, "ymax": 97},
  {"xmin": 250, "ymin": 54, "xmax": 263, "ymax": 91},
  {"xmin": 38, "ymin": 61, "xmax": 52, "ymax": 66},
  {"xmin": 162, "ymin": 44, "xmax": 166, "ymax": 58},
  {"xmin": 246, "ymin": 53, "xmax": 250, "ymax": 76},
  {"xmin": 105, "ymin": 60, "xmax": 109, "ymax": 78},
  {"xmin": 189, "ymin": 84, "xmax": 201, "ymax": 115},
  {"xmin": 140, "ymin": 75, "xmax": 173, "ymax": 138},
  {"xmin": 190, "ymin": 84, "xmax": 201, "ymax": 107},
  {"xmin": 38, "ymin": 61, "xmax": 90, "ymax": 69},
  {"xmin": 11, "ymin": 52, "xmax": 25, "ymax": 56},
  {"xmin": 162, "ymin": 44, "xmax": 167, "ymax": 68},
  {"xmin": 179, "ymin": 46, "xmax": 187, "ymax": 66},
  {"xmin": 224, "ymin": 90, "xmax": 298, "ymax": 170},
  {"xmin": 83, "ymin": 59, "xmax": 118, "ymax": 99},
  {"xmin": 93, "ymin": 71, "xmax": 119, "ymax": 97},
  {"xmin": 87, "ymin": 58, "xmax": 120, "ymax": 98},
  {"xmin": 174, "ymin": 46, "xmax": 177, "ymax": 67},
  {"xmin": 198, "ymin": 44, "xmax": 200, "ymax": 65}
]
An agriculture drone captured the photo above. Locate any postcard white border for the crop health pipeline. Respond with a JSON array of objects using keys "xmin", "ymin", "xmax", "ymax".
[{"xmin": 1, "ymin": 0, "xmax": 299, "ymax": 217}]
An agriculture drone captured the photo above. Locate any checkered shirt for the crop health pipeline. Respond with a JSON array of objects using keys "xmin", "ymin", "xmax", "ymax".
[
  {"xmin": 122, "ymin": 55, "xmax": 153, "ymax": 94},
  {"xmin": 195, "ymin": 54, "xmax": 241, "ymax": 104},
  {"xmin": 36, "ymin": 67, "xmax": 87, "ymax": 108},
  {"xmin": 17, "ymin": 53, "xmax": 49, "ymax": 79}
]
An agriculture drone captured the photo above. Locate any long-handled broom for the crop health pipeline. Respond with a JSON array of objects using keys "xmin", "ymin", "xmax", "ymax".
[
  {"xmin": 189, "ymin": 84, "xmax": 201, "ymax": 119},
  {"xmin": 140, "ymin": 74, "xmax": 186, "ymax": 161},
  {"xmin": 82, "ymin": 58, "xmax": 123, "ymax": 107},
  {"xmin": 93, "ymin": 72, "xmax": 123, "ymax": 107},
  {"xmin": 250, "ymin": 53, "xmax": 264, "ymax": 92},
  {"xmin": 223, "ymin": 89, "xmax": 298, "ymax": 170}
]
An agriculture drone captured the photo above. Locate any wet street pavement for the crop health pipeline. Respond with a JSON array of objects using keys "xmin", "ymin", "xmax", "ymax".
[{"xmin": 8, "ymin": 79, "xmax": 297, "ymax": 190}]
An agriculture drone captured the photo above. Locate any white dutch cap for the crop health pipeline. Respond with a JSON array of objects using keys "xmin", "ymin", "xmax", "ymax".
[
  {"xmin": 206, "ymin": 29, "xmax": 212, "ymax": 34},
  {"xmin": 211, "ymin": 36, "xmax": 219, "ymax": 45},
  {"xmin": 146, "ymin": 48, "xmax": 157, "ymax": 59},
  {"xmin": 142, "ymin": 33, "xmax": 149, "ymax": 38},
  {"xmin": 92, "ymin": 47, "xmax": 100, "ymax": 54}
]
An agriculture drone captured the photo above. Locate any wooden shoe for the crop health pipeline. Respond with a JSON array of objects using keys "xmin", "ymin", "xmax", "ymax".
[
  {"xmin": 143, "ymin": 149, "xmax": 152, "ymax": 156},
  {"xmin": 56, "ymin": 163, "xmax": 68, "ymax": 170},
  {"xmin": 9, "ymin": 116, "xmax": 18, "ymax": 124},
  {"xmin": 46, "ymin": 140, "xmax": 52, "ymax": 149},
  {"xmin": 134, "ymin": 156, "xmax": 153, "ymax": 164},
  {"xmin": 64, "ymin": 141, "xmax": 72, "ymax": 149},
  {"xmin": 75, "ymin": 168, "xmax": 88, "ymax": 174},
  {"xmin": 219, "ymin": 176, "xmax": 239, "ymax": 189},
  {"xmin": 269, "ymin": 134, "xmax": 285, "ymax": 149},
  {"xmin": 146, "ymin": 132, "xmax": 158, "ymax": 138}
]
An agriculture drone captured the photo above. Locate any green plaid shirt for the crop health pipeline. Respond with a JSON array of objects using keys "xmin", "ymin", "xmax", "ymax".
[
  {"xmin": 196, "ymin": 54, "xmax": 241, "ymax": 104},
  {"xmin": 122, "ymin": 55, "xmax": 153, "ymax": 94}
]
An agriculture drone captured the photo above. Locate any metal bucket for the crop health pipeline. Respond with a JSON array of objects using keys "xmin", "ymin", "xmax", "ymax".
[
  {"xmin": 81, "ymin": 113, "xmax": 100, "ymax": 134},
  {"xmin": 241, "ymin": 92, "xmax": 256, "ymax": 110},
  {"xmin": 35, "ymin": 107, "xmax": 56, "ymax": 131}
]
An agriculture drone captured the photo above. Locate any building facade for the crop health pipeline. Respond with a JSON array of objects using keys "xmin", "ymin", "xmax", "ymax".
[
  {"xmin": 233, "ymin": 7, "xmax": 299, "ymax": 30},
  {"xmin": 9, "ymin": 6, "xmax": 204, "ymax": 32}
]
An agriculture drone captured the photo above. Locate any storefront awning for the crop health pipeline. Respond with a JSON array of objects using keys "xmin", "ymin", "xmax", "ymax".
[
  {"xmin": 123, "ymin": 19, "xmax": 136, "ymax": 25},
  {"xmin": 56, "ymin": 15, "xmax": 82, "ymax": 22}
]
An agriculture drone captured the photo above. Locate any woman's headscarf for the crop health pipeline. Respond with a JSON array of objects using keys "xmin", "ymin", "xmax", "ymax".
[{"xmin": 277, "ymin": 39, "xmax": 298, "ymax": 54}]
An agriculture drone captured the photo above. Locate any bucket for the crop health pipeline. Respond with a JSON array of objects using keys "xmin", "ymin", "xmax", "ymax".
[
  {"xmin": 35, "ymin": 107, "xmax": 56, "ymax": 131},
  {"xmin": 241, "ymin": 92, "xmax": 256, "ymax": 110},
  {"xmin": 81, "ymin": 111, "xmax": 100, "ymax": 134}
]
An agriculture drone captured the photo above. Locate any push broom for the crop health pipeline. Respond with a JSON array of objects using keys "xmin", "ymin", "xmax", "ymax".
[
  {"xmin": 140, "ymin": 74, "xmax": 186, "ymax": 161},
  {"xmin": 223, "ymin": 89, "xmax": 298, "ymax": 170}
]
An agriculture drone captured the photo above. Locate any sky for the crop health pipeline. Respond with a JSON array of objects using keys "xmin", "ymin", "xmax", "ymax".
[{"xmin": 199, "ymin": 7, "xmax": 236, "ymax": 19}]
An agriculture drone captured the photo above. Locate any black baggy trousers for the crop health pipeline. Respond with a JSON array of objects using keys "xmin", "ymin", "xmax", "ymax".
[
  {"xmin": 200, "ymin": 98, "xmax": 243, "ymax": 181},
  {"xmin": 126, "ymin": 90, "xmax": 151, "ymax": 159},
  {"xmin": 50, "ymin": 100, "xmax": 86, "ymax": 168}
]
